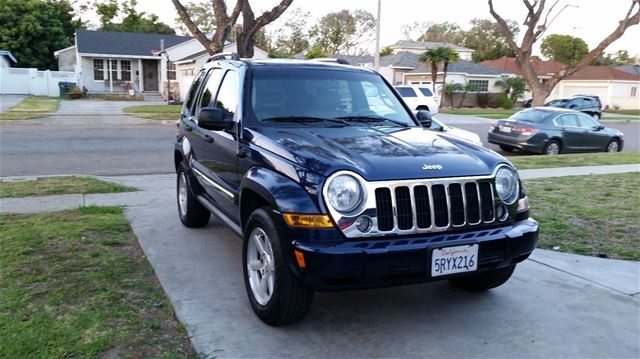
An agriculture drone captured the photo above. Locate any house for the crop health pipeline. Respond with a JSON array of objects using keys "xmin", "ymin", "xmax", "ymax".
[
  {"xmin": 0, "ymin": 50, "xmax": 17, "ymax": 68},
  {"xmin": 55, "ymin": 29, "xmax": 193, "ymax": 98},
  {"xmin": 171, "ymin": 40, "xmax": 268, "ymax": 102},
  {"xmin": 482, "ymin": 57, "xmax": 640, "ymax": 109},
  {"xmin": 386, "ymin": 40, "xmax": 474, "ymax": 61}
]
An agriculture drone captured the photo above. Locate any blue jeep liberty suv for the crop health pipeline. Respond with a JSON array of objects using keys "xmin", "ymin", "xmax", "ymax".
[{"xmin": 174, "ymin": 54, "xmax": 538, "ymax": 326}]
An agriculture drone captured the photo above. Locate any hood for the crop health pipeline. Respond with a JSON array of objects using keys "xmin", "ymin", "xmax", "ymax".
[{"xmin": 247, "ymin": 126, "xmax": 504, "ymax": 181}]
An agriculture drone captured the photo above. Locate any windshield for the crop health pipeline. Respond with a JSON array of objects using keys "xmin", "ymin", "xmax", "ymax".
[
  {"xmin": 250, "ymin": 68, "xmax": 416, "ymax": 127},
  {"xmin": 508, "ymin": 109, "xmax": 556, "ymax": 123}
]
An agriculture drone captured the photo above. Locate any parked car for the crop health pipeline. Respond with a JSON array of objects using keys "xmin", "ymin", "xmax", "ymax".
[
  {"xmin": 394, "ymin": 85, "xmax": 439, "ymax": 115},
  {"xmin": 175, "ymin": 54, "xmax": 538, "ymax": 325},
  {"xmin": 430, "ymin": 116, "xmax": 482, "ymax": 145},
  {"xmin": 545, "ymin": 95, "xmax": 602, "ymax": 119},
  {"xmin": 488, "ymin": 107, "xmax": 624, "ymax": 155}
]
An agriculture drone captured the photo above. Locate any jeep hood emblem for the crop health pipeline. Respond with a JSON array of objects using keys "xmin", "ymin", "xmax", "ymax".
[{"xmin": 422, "ymin": 164, "xmax": 443, "ymax": 171}]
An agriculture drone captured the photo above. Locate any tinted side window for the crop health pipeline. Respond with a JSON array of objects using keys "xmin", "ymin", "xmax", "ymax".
[
  {"xmin": 557, "ymin": 114, "xmax": 579, "ymax": 127},
  {"xmin": 418, "ymin": 87, "xmax": 433, "ymax": 96},
  {"xmin": 569, "ymin": 99, "xmax": 581, "ymax": 108},
  {"xmin": 194, "ymin": 68, "xmax": 224, "ymax": 117},
  {"xmin": 396, "ymin": 87, "xmax": 417, "ymax": 97},
  {"xmin": 214, "ymin": 71, "xmax": 240, "ymax": 120},
  {"xmin": 184, "ymin": 69, "xmax": 208, "ymax": 115}
]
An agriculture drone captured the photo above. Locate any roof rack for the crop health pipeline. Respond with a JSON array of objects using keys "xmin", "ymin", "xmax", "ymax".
[
  {"xmin": 207, "ymin": 52, "xmax": 240, "ymax": 63},
  {"xmin": 310, "ymin": 58, "xmax": 350, "ymax": 65}
]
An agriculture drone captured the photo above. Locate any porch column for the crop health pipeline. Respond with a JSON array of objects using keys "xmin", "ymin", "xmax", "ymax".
[
  {"xmin": 108, "ymin": 58, "xmax": 113, "ymax": 93},
  {"xmin": 138, "ymin": 59, "xmax": 143, "ymax": 93}
]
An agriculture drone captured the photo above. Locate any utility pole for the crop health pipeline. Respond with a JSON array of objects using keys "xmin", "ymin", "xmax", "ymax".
[{"xmin": 373, "ymin": 0, "xmax": 381, "ymax": 71}]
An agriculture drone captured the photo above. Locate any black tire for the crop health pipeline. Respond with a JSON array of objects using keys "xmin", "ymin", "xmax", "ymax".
[
  {"xmin": 416, "ymin": 105, "xmax": 429, "ymax": 112},
  {"xmin": 592, "ymin": 112, "xmax": 601, "ymax": 120},
  {"xmin": 243, "ymin": 208, "xmax": 314, "ymax": 326},
  {"xmin": 176, "ymin": 163, "xmax": 210, "ymax": 228},
  {"xmin": 499, "ymin": 145, "xmax": 515, "ymax": 152},
  {"xmin": 605, "ymin": 139, "xmax": 620, "ymax": 153},
  {"xmin": 543, "ymin": 140, "xmax": 561, "ymax": 155},
  {"xmin": 448, "ymin": 265, "xmax": 516, "ymax": 291}
]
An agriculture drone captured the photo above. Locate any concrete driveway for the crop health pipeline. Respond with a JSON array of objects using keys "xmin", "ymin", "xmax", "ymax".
[
  {"xmin": 0, "ymin": 94, "xmax": 26, "ymax": 112},
  {"xmin": 110, "ymin": 175, "xmax": 640, "ymax": 359}
]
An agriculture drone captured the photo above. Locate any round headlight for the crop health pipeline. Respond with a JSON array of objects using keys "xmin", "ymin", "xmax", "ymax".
[
  {"xmin": 326, "ymin": 174, "xmax": 364, "ymax": 213},
  {"xmin": 495, "ymin": 166, "xmax": 519, "ymax": 204}
]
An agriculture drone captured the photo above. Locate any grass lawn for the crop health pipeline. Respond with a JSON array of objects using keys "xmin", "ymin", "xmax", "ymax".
[
  {"xmin": 606, "ymin": 109, "xmax": 640, "ymax": 116},
  {"xmin": 0, "ymin": 113, "xmax": 46, "ymax": 121},
  {"xmin": 0, "ymin": 176, "xmax": 137, "ymax": 198},
  {"xmin": 123, "ymin": 104, "xmax": 181, "ymax": 120},
  {"xmin": 0, "ymin": 206, "xmax": 195, "ymax": 358},
  {"xmin": 9, "ymin": 96, "xmax": 59, "ymax": 113},
  {"xmin": 509, "ymin": 152, "xmax": 640, "ymax": 170},
  {"xmin": 525, "ymin": 173, "xmax": 640, "ymax": 260},
  {"xmin": 439, "ymin": 108, "xmax": 518, "ymax": 119}
]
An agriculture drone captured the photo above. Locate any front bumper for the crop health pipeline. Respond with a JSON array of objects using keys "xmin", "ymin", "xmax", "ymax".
[{"xmin": 292, "ymin": 218, "xmax": 538, "ymax": 292}]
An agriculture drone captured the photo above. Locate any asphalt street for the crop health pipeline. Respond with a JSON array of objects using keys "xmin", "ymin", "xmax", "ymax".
[{"xmin": 0, "ymin": 112, "xmax": 638, "ymax": 177}]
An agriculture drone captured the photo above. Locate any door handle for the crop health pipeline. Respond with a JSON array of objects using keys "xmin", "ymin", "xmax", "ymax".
[{"xmin": 203, "ymin": 134, "xmax": 214, "ymax": 143}]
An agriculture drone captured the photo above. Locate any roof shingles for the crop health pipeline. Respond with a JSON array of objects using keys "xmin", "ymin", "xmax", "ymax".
[{"xmin": 76, "ymin": 29, "xmax": 192, "ymax": 57}]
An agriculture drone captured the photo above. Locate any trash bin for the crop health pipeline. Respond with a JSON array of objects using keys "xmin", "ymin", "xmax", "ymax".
[{"xmin": 58, "ymin": 81, "xmax": 76, "ymax": 97}]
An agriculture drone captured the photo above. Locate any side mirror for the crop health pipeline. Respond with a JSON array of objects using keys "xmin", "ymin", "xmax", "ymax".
[
  {"xmin": 416, "ymin": 110, "xmax": 432, "ymax": 128},
  {"xmin": 198, "ymin": 107, "xmax": 229, "ymax": 131}
]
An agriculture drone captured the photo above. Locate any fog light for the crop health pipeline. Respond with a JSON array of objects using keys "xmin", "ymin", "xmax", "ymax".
[
  {"xmin": 355, "ymin": 216, "xmax": 372, "ymax": 233},
  {"xmin": 496, "ymin": 204, "xmax": 508, "ymax": 221}
]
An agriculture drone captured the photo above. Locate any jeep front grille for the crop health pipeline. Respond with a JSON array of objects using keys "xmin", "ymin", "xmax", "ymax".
[{"xmin": 373, "ymin": 180, "xmax": 497, "ymax": 233}]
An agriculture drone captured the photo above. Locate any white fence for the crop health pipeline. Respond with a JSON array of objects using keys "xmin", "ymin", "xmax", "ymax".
[{"xmin": 0, "ymin": 67, "xmax": 77, "ymax": 97}]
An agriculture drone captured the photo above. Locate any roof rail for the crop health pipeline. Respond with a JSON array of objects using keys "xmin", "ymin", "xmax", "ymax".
[
  {"xmin": 310, "ymin": 58, "xmax": 350, "ymax": 65},
  {"xmin": 207, "ymin": 52, "xmax": 240, "ymax": 63}
]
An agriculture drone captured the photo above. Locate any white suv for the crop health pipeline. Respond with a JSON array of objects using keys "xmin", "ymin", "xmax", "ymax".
[{"xmin": 395, "ymin": 85, "xmax": 439, "ymax": 115}]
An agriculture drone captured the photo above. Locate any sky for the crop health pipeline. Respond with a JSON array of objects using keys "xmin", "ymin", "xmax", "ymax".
[{"xmin": 82, "ymin": 0, "xmax": 640, "ymax": 57}]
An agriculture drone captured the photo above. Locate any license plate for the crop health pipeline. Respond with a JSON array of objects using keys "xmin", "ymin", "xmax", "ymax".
[
  {"xmin": 500, "ymin": 125, "xmax": 512, "ymax": 133},
  {"xmin": 431, "ymin": 244, "xmax": 478, "ymax": 277}
]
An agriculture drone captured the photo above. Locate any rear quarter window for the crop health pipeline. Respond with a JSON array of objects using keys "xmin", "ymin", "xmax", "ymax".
[
  {"xmin": 396, "ymin": 87, "xmax": 417, "ymax": 97},
  {"xmin": 418, "ymin": 88, "xmax": 433, "ymax": 96}
]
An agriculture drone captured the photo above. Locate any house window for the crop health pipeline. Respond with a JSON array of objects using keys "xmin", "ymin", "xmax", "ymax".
[
  {"xmin": 632, "ymin": 87, "xmax": 638, "ymax": 97},
  {"xmin": 121, "ymin": 60, "xmax": 131, "ymax": 81},
  {"xmin": 182, "ymin": 69, "xmax": 195, "ymax": 77},
  {"xmin": 168, "ymin": 62, "xmax": 176, "ymax": 80},
  {"xmin": 468, "ymin": 80, "xmax": 489, "ymax": 92},
  {"xmin": 108, "ymin": 60, "xmax": 118, "ymax": 80},
  {"xmin": 93, "ymin": 59, "xmax": 104, "ymax": 80}
]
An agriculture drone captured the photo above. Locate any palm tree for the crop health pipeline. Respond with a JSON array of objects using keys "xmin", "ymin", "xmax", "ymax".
[
  {"xmin": 419, "ymin": 47, "xmax": 460, "ymax": 105},
  {"xmin": 495, "ymin": 75, "xmax": 527, "ymax": 102},
  {"xmin": 443, "ymin": 83, "xmax": 463, "ymax": 108}
]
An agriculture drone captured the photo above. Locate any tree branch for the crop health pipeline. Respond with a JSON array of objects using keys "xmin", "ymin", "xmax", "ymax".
[
  {"xmin": 248, "ymin": 0, "xmax": 294, "ymax": 35},
  {"xmin": 487, "ymin": 0, "xmax": 519, "ymax": 52},
  {"xmin": 171, "ymin": 0, "xmax": 210, "ymax": 46}
]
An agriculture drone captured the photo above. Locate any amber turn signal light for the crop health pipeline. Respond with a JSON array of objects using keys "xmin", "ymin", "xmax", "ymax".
[
  {"xmin": 283, "ymin": 213, "xmax": 334, "ymax": 229},
  {"xmin": 294, "ymin": 250, "xmax": 306, "ymax": 269}
]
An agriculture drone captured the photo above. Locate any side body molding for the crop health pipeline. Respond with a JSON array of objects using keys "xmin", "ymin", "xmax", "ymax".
[{"xmin": 240, "ymin": 167, "xmax": 322, "ymax": 215}]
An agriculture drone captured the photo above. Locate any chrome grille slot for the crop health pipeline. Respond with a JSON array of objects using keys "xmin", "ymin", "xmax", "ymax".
[
  {"xmin": 465, "ymin": 182, "xmax": 481, "ymax": 224},
  {"xmin": 479, "ymin": 182, "xmax": 495, "ymax": 222},
  {"xmin": 449, "ymin": 183, "xmax": 465, "ymax": 226},
  {"xmin": 414, "ymin": 185, "xmax": 431, "ymax": 228},
  {"xmin": 375, "ymin": 188, "xmax": 393, "ymax": 231},
  {"xmin": 432, "ymin": 184, "xmax": 448, "ymax": 227},
  {"xmin": 395, "ymin": 187, "xmax": 413, "ymax": 230}
]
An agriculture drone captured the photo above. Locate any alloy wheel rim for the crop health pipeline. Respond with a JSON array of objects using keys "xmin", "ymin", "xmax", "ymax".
[
  {"xmin": 608, "ymin": 141, "xmax": 619, "ymax": 152},
  {"xmin": 178, "ymin": 173, "xmax": 188, "ymax": 216},
  {"xmin": 246, "ymin": 227, "xmax": 275, "ymax": 305},
  {"xmin": 547, "ymin": 143, "xmax": 559, "ymax": 155}
]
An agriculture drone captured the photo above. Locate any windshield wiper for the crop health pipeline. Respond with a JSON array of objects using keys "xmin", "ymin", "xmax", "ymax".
[
  {"xmin": 336, "ymin": 115, "xmax": 409, "ymax": 127},
  {"xmin": 261, "ymin": 116, "xmax": 348, "ymax": 125}
]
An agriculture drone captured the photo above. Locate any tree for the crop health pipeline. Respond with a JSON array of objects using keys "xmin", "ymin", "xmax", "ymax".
[
  {"xmin": 310, "ymin": 10, "xmax": 375, "ymax": 55},
  {"xmin": 540, "ymin": 34, "xmax": 589, "ymax": 66},
  {"xmin": 401, "ymin": 21, "xmax": 464, "ymax": 44},
  {"xmin": 97, "ymin": 0, "xmax": 175, "ymax": 34},
  {"xmin": 495, "ymin": 75, "xmax": 527, "ymax": 102},
  {"xmin": 172, "ymin": 0, "xmax": 293, "ymax": 57},
  {"xmin": 612, "ymin": 49, "xmax": 636, "ymax": 65},
  {"xmin": 174, "ymin": 1, "xmax": 216, "ymax": 35},
  {"xmin": 418, "ymin": 47, "xmax": 460, "ymax": 102},
  {"xmin": 304, "ymin": 45, "xmax": 327, "ymax": 59},
  {"xmin": 488, "ymin": 0, "xmax": 640, "ymax": 106},
  {"xmin": 462, "ymin": 18, "xmax": 518, "ymax": 62},
  {"xmin": 0, "ymin": 0, "xmax": 82, "ymax": 70},
  {"xmin": 269, "ymin": 7, "xmax": 311, "ymax": 58},
  {"xmin": 379, "ymin": 47, "xmax": 393, "ymax": 57},
  {"xmin": 458, "ymin": 82, "xmax": 478, "ymax": 108}
]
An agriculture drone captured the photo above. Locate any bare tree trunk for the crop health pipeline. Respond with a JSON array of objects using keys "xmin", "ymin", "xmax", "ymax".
[
  {"xmin": 235, "ymin": 0, "xmax": 293, "ymax": 57},
  {"xmin": 430, "ymin": 62, "xmax": 438, "ymax": 93},
  {"xmin": 487, "ymin": 0, "xmax": 640, "ymax": 105}
]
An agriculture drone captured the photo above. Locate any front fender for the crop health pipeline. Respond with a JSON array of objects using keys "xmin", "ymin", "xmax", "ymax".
[{"xmin": 240, "ymin": 167, "xmax": 321, "ymax": 214}]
